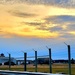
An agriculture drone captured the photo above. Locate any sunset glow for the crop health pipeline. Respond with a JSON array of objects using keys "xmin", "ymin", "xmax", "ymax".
[
  {"xmin": 0, "ymin": 0, "xmax": 75, "ymax": 59},
  {"xmin": 0, "ymin": 1, "xmax": 75, "ymax": 38}
]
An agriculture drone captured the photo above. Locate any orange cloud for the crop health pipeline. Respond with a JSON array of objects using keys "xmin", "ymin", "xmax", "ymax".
[{"xmin": 0, "ymin": 3, "xmax": 75, "ymax": 38}]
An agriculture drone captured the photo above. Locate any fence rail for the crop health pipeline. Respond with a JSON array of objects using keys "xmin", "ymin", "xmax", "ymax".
[{"xmin": 0, "ymin": 44, "xmax": 75, "ymax": 75}]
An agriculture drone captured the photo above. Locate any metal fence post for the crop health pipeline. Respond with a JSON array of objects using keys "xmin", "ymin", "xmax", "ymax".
[
  {"xmin": 9, "ymin": 54, "xmax": 11, "ymax": 70},
  {"xmin": 49, "ymin": 48, "xmax": 52, "ymax": 73},
  {"xmin": 68, "ymin": 45, "xmax": 71, "ymax": 75},
  {"xmin": 24, "ymin": 52, "xmax": 27, "ymax": 71},
  {"xmin": 35, "ymin": 51, "xmax": 37, "ymax": 72}
]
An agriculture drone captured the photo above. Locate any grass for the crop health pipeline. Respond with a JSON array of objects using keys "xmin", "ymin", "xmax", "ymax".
[{"xmin": 0, "ymin": 64, "xmax": 75, "ymax": 75}]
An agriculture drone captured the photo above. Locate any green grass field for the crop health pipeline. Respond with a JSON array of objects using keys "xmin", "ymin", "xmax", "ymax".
[{"xmin": 0, "ymin": 64, "xmax": 75, "ymax": 75}]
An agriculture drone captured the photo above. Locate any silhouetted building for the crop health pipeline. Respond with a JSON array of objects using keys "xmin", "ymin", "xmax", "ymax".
[
  {"xmin": 0, "ymin": 54, "xmax": 16, "ymax": 65},
  {"xmin": 37, "ymin": 58, "xmax": 52, "ymax": 64},
  {"xmin": 16, "ymin": 60, "xmax": 33, "ymax": 65},
  {"xmin": 37, "ymin": 58, "xmax": 75, "ymax": 64}
]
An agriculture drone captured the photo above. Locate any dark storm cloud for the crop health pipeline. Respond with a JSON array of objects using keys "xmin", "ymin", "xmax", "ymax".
[{"xmin": 8, "ymin": 10, "xmax": 36, "ymax": 18}]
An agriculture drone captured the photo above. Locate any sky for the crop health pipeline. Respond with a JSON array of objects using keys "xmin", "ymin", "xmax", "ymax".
[{"xmin": 0, "ymin": 0, "xmax": 75, "ymax": 60}]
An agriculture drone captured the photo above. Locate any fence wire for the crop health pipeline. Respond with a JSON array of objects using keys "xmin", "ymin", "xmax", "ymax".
[{"xmin": 0, "ymin": 45, "xmax": 75, "ymax": 75}]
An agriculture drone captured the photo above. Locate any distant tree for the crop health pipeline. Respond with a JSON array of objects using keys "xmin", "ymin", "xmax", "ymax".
[
  {"xmin": 0, "ymin": 53, "xmax": 5, "ymax": 57},
  {"xmin": 71, "ymin": 58, "xmax": 74, "ymax": 64}
]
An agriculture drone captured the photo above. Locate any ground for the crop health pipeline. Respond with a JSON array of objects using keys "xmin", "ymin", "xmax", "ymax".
[{"xmin": 0, "ymin": 64, "xmax": 75, "ymax": 75}]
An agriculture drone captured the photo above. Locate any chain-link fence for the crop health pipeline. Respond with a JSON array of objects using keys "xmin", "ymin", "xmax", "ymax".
[{"xmin": 0, "ymin": 45, "xmax": 75, "ymax": 75}]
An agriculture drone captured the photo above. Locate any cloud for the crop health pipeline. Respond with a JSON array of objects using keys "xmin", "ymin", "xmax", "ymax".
[
  {"xmin": 22, "ymin": 22, "xmax": 42, "ymax": 26},
  {"xmin": 0, "ymin": 0, "xmax": 75, "ymax": 8},
  {"xmin": 44, "ymin": 15, "xmax": 75, "ymax": 31},
  {"xmin": 60, "ymin": 33, "xmax": 75, "ymax": 39},
  {"xmin": 21, "ymin": 15, "xmax": 75, "ymax": 34},
  {"xmin": 0, "ymin": 0, "xmax": 75, "ymax": 39},
  {"xmin": 41, "ymin": 15, "xmax": 75, "ymax": 38},
  {"xmin": 45, "ymin": 15, "xmax": 75, "ymax": 24},
  {"xmin": 0, "ymin": 24, "xmax": 59, "ymax": 38},
  {"xmin": 25, "ymin": 0, "xmax": 75, "ymax": 8},
  {"xmin": 49, "ymin": 26, "xmax": 63, "ymax": 32},
  {"xmin": 8, "ymin": 10, "xmax": 37, "ymax": 18},
  {"xmin": 21, "ymin": 20, "xmax": 51, "ymax": 31},
  {"xmin": 67, "ymin": 24, "xmax": 75, "ymax": 31},
  {"xmin": 44, "ymin": 15, "xmax": 75, "ymax": 25},
  {"xmin": 69, "ymin": 31, "xmax": 75, "ymax": 35}
]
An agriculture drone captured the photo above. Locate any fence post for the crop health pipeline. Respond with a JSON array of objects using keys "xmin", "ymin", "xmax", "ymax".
[
  {"xmin": 9, "ymin": 54, "xmax": 11, "ymax": 70},
  {"xmin": 35, "ymin": 51, "xmax": 37, "ymax": 72},
  {"xmin": 24, "ymin": 52, "xmax": 27, "ymax": 71},
  {"xmin": 68, "ymin": 45, "xmax": 71, "ymax": 75},
  {"xmin": 49, "ymin": 48, "xmax": 52, "ymax": 73}
]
